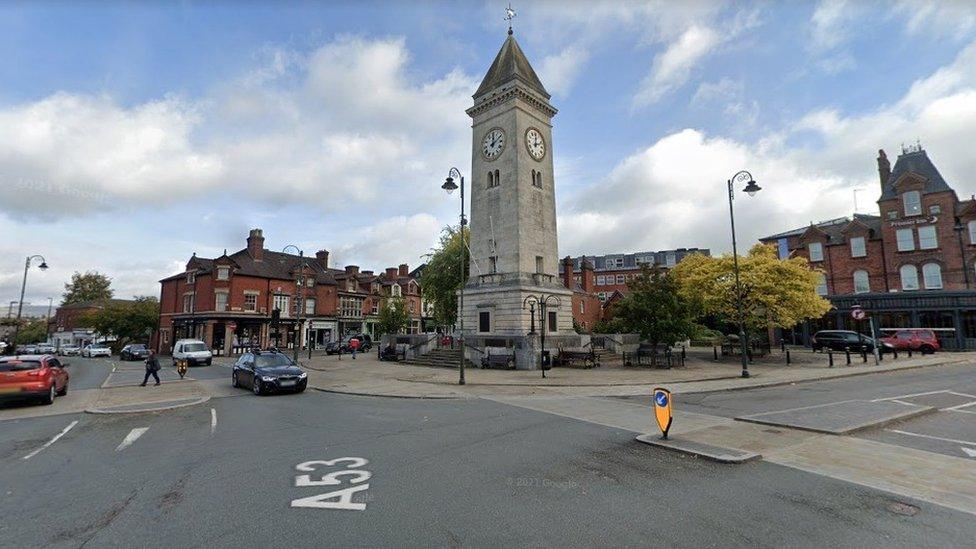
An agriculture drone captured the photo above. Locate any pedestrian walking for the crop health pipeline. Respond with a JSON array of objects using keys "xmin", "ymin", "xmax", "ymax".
[
  {"xmin": 141, "ymin": 349, "xmax": 161, "ymax": 386},
  {"xmin": 349, "ymin": 337, "xmax": 360, "ymax": 359}
]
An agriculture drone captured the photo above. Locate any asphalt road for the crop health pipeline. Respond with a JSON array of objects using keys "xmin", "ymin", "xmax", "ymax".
[{"xmin": 2, "ymin": 388, "xmax": 974, "ymax": 548}]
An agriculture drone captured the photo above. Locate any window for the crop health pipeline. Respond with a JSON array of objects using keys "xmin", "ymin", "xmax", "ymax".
[
  {"xmin": 596, "ymin": 275, "xmax": 605, "ymax": 286},
  {"xmin": 547, "ymin": 310, "xmax": 557, "ymax": 332},
  {"xmin": 616, "ymin": 274, "xmax": 625, "ymax": 284},
  {"xmin": 850, "ymin": 237, "xmax": 866, "ymax": 258},
  {"xmin": 215, "ymin": 292, "xmax": 228, "ymax": 312},
  {"xmin": 887, "ymin": 211, "xmax": 897, "ymax": 220},
  {"xmin": 580, "ymin": 301, "xmax": 584, "ymax": 314},
  {"xmin": 306, "ymin": 278, "xmax": 314, "ymax": 288},
  {"xmin": 900, "ymin": 264, "xmax": 919, "ymax": 290},
  {"xmin": 598, "ymin": 292, "xmax": 606, "ymax": 301},
  {"xmin": 896, "ymin": 228, "xmax": 915, "ymax": 251},
  {"xmin": 273, "ymin": 295, "xmax": 290, "ymax": 316},
  {"xmin": 487, "ymin": 171, "xmax": 494, "ymax": 188},
  {"xmin": 371, "ymin": 301, "xmax": 378, "ymax": 315},
  {"xmin": 535, "ymin": 256, "xmax": 544, "ymax": 274},
  {"xmin": 903, "ymin": 190, "xmax": 921, "ymax": 216},
  {"xmin": 969, "ymin": 220, "xmax": 976, "ymax": 245},
  {"xmin": 182, "ymin": 293, "xmax": 195, "ymax": 313},
  {"xmin": 531, "ymin": 170, "xmax": 542, "ymax": 188},
  {"xmin": 479, "ymin": 311, "xmax": 490, "ymax": 333},
  {"xmin": 392, "ymin": 284, "xmax": 402, "ymax": 297},
  {"xmin": 665, "ymin": 253, "xmax": 676, "ymax": 267},
  {"xmin": 494, "ymin": 169, "xmax": 499, "ymax": 187},
  {"xmin": 340, "ymin": 297, "xmax": 364, "ymax": 317},
  {"xmin": 922, "ymin": 263, "xmax": 943, "ymax": 289},
  {"xmin": 186, "ymin": 272, "xmax": 196, "ymax": 284},
  {"xmin": 244, "ymin": 293, "xmax": 258, "ymax": 311},
  {"xmin": 614, "ymin": 258, "xmax": 624, "ymax": 268},
  {"xmin": 853, "ymin": 270, "xmax": 870, "ymax": 294},
  {"xmin": 918, "ymin": 226, "xmax": 938, "ymax": 249},
  {"xmin": 815, "ymin": 273, "xmax": 827, "ymax": 296},
  {"xmin": 216, "ymin": 267, "xmax": 229, "ymax": 280},
  {"xmin": 305, "ymin": 297, "xmax": 316, "ymax": 315},
  {"xmin": 808, "ymin": 242, "xmax": 824, "ymax": 262},
  {"xmin": 489, "ymin": 256, "xmax": 497, "ymax": 274},
  {"xmin": 929, "ymin": 204, "xmax": 941, "ymax": 215}
]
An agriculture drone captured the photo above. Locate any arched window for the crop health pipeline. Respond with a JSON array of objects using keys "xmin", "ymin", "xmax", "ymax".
[
  {"xmin": 900, "ymin": 264, "xmax": 919, "ymax": 291},
  {"xmin": 487, "ymin": 171, "xmax": 493, "ymax": 188},
  {"xmin": 968, "ymin": 220, "xmax": 976, "ymax": 245},
  {"xmin": 922, "ymin": 263, "xmax": 943, "ymax": 289},
  {"xmin": 494, "ymin": 169, "xmax": 499, "ymax": 187},
  {"xmin": 853, "ymin": 270, "xmax": 870, "ymax": 294},
  {"xmin": 534, "ymin": 171, "xmax": 543, "ymax": 188}
]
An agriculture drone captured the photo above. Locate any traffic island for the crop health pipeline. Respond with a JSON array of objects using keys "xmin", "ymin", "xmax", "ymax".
[
  {"xmin": 635, "ymin": 434, "xmax": 762, "ymax": 464},
  {"xmin": 735, "ymin": 400, "xmax": 936, "ymax": 434},
  {"xmin": 86, "ymin": 396, "xmax": 210, "ymax": 414}
]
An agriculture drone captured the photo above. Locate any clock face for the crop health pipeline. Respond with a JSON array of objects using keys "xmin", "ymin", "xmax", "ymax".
[
  {"xmin": 482, "ymin": 128, "xmax": 506, "ymax": 160},
  {"xmin": 525, "ymin": 128, "xmax": 546, "ymax": 160}
]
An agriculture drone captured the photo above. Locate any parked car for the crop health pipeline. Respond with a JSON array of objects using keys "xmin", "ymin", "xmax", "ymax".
[
  {"xmin": 324, "ymin": 340, "xmax": 344, "ymax": 355},
  {"xmin": 19, "ymin": 344, "xmax": 38, "ymax": 354},
  {"xmin": 120, "ymin": 343, "xmax": 150, "ymax": 361},
  {"xmin": 0, "ymin": 355, "xmax": 70, "ymax": 405},
  {"xmin": 879, "ymin": 329, "xmax": 940, "ymax": 354},
  {"xmin": 231, "ymin": 349, "xmax": 307, "ymax": 395},
  {"xmin": 811, "ymin": 330, "xmax": 889, "ymax": 353},
  {"xmin": 36, "ymin": 344, "xmax": 56, "ymax": 354},
  {"xmin": 81, "ymin": 343, "xmax": 112, "ymax": 358},
  {"xmin": 172, "ymin": 339, "xmax": 212, "ymax": 366},
  {"xmin": 58, "ymin": 345, "xmax": 81, "ymax": 356}
]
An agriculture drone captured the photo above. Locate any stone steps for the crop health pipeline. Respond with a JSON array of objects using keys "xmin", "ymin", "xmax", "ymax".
[{"xmin": 401, "ymin": 348, "xmax": 477, "ymax": 370}]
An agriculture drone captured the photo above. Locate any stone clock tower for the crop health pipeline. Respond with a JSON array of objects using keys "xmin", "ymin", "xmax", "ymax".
[{"xmin": 461, "ymin": 28, "xmax": 574, "ymax": 349}]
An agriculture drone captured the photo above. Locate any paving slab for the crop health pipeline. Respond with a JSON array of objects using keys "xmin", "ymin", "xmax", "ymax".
[
  {"xmin": 635, "ymin": 434, "xmax": 762, "ymax": 463},
  {"xmin": 736, "ymin": 400, "xmax": 936, "ymax": 434}
]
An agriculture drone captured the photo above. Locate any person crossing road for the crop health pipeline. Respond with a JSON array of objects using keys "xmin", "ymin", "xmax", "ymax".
[{"xmin": 140, "ymin": 349, "xmax": 161, "ymax": 386}]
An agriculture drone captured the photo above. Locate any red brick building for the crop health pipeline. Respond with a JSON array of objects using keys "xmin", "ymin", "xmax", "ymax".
[
  {"xmin": 50, "ymin": 299, "xmax": 135, "ymax": 348},
  {"xmin": 760, "ymin": 146, "xmax": 976, "ymax": 349},
  {"xmin": 156, "ymin": 229, "xmax": 423, "ymax": 355},
  {"xmin": 560, "ymin": 256, "xmax": 602, "ymax": 332},
  {"xmin": 559, "ymin": 248, "xmax": 710, "ymax": 303}
]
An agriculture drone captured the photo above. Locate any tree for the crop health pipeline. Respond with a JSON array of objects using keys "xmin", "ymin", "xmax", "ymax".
[
  {"xmin": 376, "ymin": 297, "xmax": 410, "ymax": 336},
  {"xmin": 611, "ymin": 266, "xmax": 698, "ymax": 347},
  {"xmin": 670, "ymin": 244, "xmax": 832, "ymax": 334},
  {"xmin": 63, "ymin": 271, "xmax": 113, "ymax": 305},
  {"xmin": 420, "ymin": 226, "xmax": 470, "ymax": 328},
  {"xmin": 15, "ymin": 319, "xmax": 48, "ymax": 344},
  {"xmin": 80, "ymin": 297, "xmax": 159, "ymax": 350}
]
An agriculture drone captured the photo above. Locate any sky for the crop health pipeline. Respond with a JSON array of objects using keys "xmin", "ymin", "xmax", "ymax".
[{"xmin": 2, "ymin": 0, "xmax": 976, "ymax": 306}]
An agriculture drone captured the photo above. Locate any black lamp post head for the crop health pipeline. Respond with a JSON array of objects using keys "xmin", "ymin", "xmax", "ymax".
[
  {"xmin": 743, "ymin": 179, "xmax": 762, "ymax": 197},
  {"xmin": 442, "ymin": 176, "xmax": 458, "ymax": 195},
  {"xmin": 38, "ymin": 261, "xmax": 49, "ymax": 271}
]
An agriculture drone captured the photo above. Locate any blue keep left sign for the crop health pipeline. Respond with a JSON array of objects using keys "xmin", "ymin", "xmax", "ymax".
[{"xmin": 655, "ymin": 392, "xmax": 668, "ymax": 407}]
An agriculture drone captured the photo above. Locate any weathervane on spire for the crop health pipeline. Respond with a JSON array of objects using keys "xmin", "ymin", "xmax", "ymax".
[{"xmin": 505, "ymin": 3, "xmax": 516, "ymax": 35}]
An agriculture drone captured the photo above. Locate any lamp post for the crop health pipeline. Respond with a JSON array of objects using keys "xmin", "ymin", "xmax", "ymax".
[
  {"xmin": 523, "ymin": 293, "xmax": 561, "ymax": 378},
  {"xmin": 441, "ymin": 167, "xmax": 467, "ymax": 385},
  {"xmin": 282, "ymin": 245, "xmax": 308, "ymax": 364},
  {"xmin": 13, "ymin": 255, "xmax": 49, "ymax": 348},
  {"xmin": 954, "ymin": 221, "xmax": 970, "ymax": 289},
  {"xmin": 727, "ymin": 171, "xmax": 761, "ymax": 378}
]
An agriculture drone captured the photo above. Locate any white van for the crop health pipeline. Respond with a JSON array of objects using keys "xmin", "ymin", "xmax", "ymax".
[{"xmin": 172, "ymin": 339, "xmax": 213, "ymax": 366}]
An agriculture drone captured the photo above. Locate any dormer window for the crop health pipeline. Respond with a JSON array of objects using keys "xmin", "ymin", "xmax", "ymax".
[
  {"xmin": 392, "ymin": 284, "xmax": 402, "ymax": 297},
  {"xmin": 903, "ymin": 190, "xmax": 921, "ymax": 216},
  {"xmin": 216, "ymin": 267, "xmax": 229, "ymax": 281},
  {"xmin": 186, "ymin": 272, "xmax": 196, "ymax": 284},
  {"xmin": 850, "ymin": 237, "xmax": 866, "ymax": 258},
  {"xmin": 808, "ymin": 242, "xmax": 824, "ymax": 262}
]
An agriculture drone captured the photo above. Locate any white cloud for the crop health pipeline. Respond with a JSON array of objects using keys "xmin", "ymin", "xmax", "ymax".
[
  {"xmin": 634, "ymin": 25, "xmax": 719, "ymax": 107},
  {"xmin": 538, "ymin": 45, "xmax": 590, "ymax": 97},
  {"xmin": 895, "ymin": 1, "xmax": 976, "ymax": 39},
  {"xmin": 330, "ymin": 213, "xmax": 442, "ymax": 272}
]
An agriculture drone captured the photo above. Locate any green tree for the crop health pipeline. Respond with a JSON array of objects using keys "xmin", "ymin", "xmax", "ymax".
[
  {"xmin": 15, "ymin": 319, "xmax": 48, "ymax": 344},
  {"xmin": 421, "ymin": 226, "xmax": 470, "ymax": 327},
  {"xmin": 62, "ymin": 271, "xmax": 113, "ymax": 305},
  {"xmin": 80, "ymin": 297, "xmax": 159, "ymax": 350},
  {"xmin": 670, "ymin": 244, "xmax": 833, "ymax": 333},
  {"xmin": 376, "ymin": 296, "xmax": 410, "ymax": 336},
  {"xmin": 611, "ymin": 266, "xmax": 698, "ymax": 347}
]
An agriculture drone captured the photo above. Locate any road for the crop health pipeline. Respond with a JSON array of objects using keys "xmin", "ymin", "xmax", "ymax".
[{"xmin": 2, "ymin": 361, "xmax": 976, "ymax": 547}]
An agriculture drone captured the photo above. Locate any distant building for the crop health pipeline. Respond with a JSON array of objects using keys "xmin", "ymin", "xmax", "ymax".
[
  {"xmin": 50, "ymin": 299, "xmax": 135, "ymax": 348},
  {"xmin": 558, "ymin": 248, "xmax": 711, "ymax": 303}
]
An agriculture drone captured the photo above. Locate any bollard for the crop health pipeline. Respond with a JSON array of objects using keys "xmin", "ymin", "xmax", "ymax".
[
  {"xmin": 713, "ymin": 346, "xmax": 718, "ymax": 360},
  {"xmin": 828, "ymin": 350, "xmax": 834, "ymax": 367},
  {"xmin": 861, "ymin": 346, "xmax": 868, "ymax": 363},
  {"xmin": 781, "ymin": 340, "xmax": 786, "ymax": 352},
  {"xmin": 908, "ymin": 348, "xmax": 913, "ymax": 358},
  {"xmin": 786, "ymin": 349, "xmax": 791, "ymax": 365},
  {"xmin": 893, "ymin": 349, "xmax": 898, "ymax": 359},
  {"xmin": 845, "ymin": 347, "xmax": 852, "ymax": 365}
]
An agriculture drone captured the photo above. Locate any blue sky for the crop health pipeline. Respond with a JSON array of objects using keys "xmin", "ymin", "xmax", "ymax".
[{"xmin": 1, "ymin": 0, "xmax": 975, "ymax": 304}]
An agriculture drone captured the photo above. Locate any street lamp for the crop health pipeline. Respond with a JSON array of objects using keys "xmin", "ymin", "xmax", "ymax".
[
  {"xmin": 13, "ymin": 255, "xmax": 48, "ymax": 348},
  {"xmin": 953, "ymin": 220, "xmax": 970, "ymax": 289},
  {"xmin": 441, "ymin": 167, "xmax": 466, "ymax": 385},
  {"xmin": 282, "ymin": 245, "xmax": 308, "ymax": 363},
  {"xmin": 523, "ymin": 293, "xmax": 561, "ymax": 378},
  {"xmin": 727, "ymin": 171, "xmax": 760, "ymax": 378}
]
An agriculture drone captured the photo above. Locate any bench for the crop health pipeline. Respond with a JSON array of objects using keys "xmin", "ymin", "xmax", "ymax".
[
  {"xmin": 481, "ymin": 352, "xmax": 515, "ymax": 370},
  {"xmin": 555, "ymin": 349, "xmax": 599, "ymax": 369},
  {"xmin": 624, "ymin": 346, "xmax": 683, "ymax": 369},
  {"xmin": 378, "ymin": 345, "xmax": 407, "ymax": 362}
]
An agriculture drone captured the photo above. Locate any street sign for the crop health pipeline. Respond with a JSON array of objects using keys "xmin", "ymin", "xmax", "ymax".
[
  {"xmin": 653, "ymin": 387, "xmax": 673, "ymax": 439},
  {"xmin": 851, "ymin": 308, "xmax": 866, "ymax": 321}
]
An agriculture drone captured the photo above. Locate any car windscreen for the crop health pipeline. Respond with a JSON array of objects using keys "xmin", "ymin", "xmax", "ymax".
[
  {"xmin": 130, "ymin": 345, "xmax": 147, "ymax": 350},
  {"xmin": 254, "ymin": 354, "xmax": 295, "ymax": 368},
  {"xmin": 183, "ymin": 343, "xmax": 207, "ymax": 352},
  {"xmin": 0, "ymin": 360, "xmax": 43, "ymax": 371},
  {"xmin": 92, "ymin": 344, "xmax": 109, "ymax": 348}
]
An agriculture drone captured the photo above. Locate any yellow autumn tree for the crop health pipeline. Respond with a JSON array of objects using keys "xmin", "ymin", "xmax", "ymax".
[{"xmin": 670, "ymin": 244, "xmax": 832, "ymax": 333}]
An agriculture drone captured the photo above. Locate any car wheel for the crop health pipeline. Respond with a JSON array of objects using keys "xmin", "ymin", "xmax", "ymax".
[
  {"xmin": 57, "ymin": 382, "xmax": 68, "ymax": 396},
  {"xmin": 253, "ymin": 379, "xmax": 262, "ymax": 396},
  {"xmin": 43, "ymin": 384, "xmax": 56, "ymax": 405},
  {"xmin": 920, "ymin": 345, "xmax": 935, "ymax": 355},
  {"xmin": 232, "ymin": 371, "xmax": 239, "ymax": 388}
]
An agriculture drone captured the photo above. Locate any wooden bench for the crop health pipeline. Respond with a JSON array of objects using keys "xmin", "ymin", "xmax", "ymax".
[
  {"xmin": 481, "ymin": 353, "xmax": 515, "ymax": 370},
  {"xmin": 556, "ymin": 349, "xmax": 599, "ymax": 369}
]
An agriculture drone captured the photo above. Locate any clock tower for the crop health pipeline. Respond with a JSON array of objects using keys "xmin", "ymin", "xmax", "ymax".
[{"xmin": 461, "ymin": 28, "xmax": 573, "ymax": 346}]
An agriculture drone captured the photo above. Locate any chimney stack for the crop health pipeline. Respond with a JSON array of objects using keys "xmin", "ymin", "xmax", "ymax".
[
  {"xmin": 344, "ymin": 265, "xmax": 359, "ymax": 276},
  {"xmin": 315, "ymin": 250, "xmax": 329, "ymax": 268},
  {"xmin": 398, "ymin": 264, "xmax": 409, "ymax": 277},
  {"xmin": 562, "ymin": 256, "xmax": 575, "ymax": 290},
  {"xmin": 877, "ymin": 149, "xmax": 891, "ymax": 193},
  {"xmin": 581, "ymin": 258, "xmax": 595, "ymax": 293},
  {"xmin": 385, "ymin": 267, "xmax": 399, "ymax": 279},
  {"xmin": 247, "ymin": 229, "xmax": 265, "ymax": 261}
]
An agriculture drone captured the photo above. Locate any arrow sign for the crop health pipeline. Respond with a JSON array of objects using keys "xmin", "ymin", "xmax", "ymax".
[{"xmin": 963, "ymin": 447, "xmax": 976, "ymax": 458}]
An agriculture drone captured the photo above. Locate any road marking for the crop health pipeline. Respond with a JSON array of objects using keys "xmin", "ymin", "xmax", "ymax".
[
  {"xmin": 963, "ymin": 447, "xmax": 976, "ymax": 458},
  {"xmin": 948, "ymin": 391, "xmax": 976, "ymax": 399},
  {"xmin": 210, "ymin": 408, "xmax": 217, "ymax": 435},
  {"xmin": 116, "ymin": 428, "xmax": 149, "ymax": 451},
  {"xmin": 291, "ymin": 457, "xmax": 371, "ymax": 511},
  {"xmin": 872, "ymin": 390, "xmax": 949, "ymax": 402},
  {"xmin": 944, "ymin": 401, "xmax": 976, "ymax": 411},
  {"xmin": 22, "ymin": 421, "xmax": 79, "ymax": 460},
  {"xmin": 885, "ymin": 429, "xmax": 976, "ymax": 447},
  {"xmin": 948, "ymin": 408, "xmax": 976, "ymax": 415}
]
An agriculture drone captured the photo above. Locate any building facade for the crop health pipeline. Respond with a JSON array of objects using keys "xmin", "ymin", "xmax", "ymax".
[
  {"xmin": 50, "ymin": 299, "xmax": 134, "ymax": 348},
  {"xmin": 558, "ymin": 248, "xmax": 710, "ymax": 303},
  {"xmin": 156, "ymin": 229, "xmax": 423, "ymax": 355},
  {"xmin": 760, "ymin": 146, "xmax": 976, "ymax": 349}
]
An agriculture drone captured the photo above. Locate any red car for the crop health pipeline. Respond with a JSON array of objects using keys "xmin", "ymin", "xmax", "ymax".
[
  {"xmin": 0, "ymin": 355, "xmax": 70, "ymax": 405},
  {"xmin": 879, "ymin": 329, "xmax": 940, "ymax": 354}
]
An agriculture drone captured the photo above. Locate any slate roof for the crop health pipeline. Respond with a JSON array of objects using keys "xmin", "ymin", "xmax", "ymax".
[
  {"xmin": 161, "ymin": 248, "xmax": 340, "ymax": 285},
  {"xmin": 879, "ymin": 149, "xmax": 953, "ymax": 201},
  {"xmin": 473, "ymin": 32, "xmax": 549, "ymax": 100},
  {"xmin": 760, "ymin": 213, "xmax": 881, "ymax": 245},
  {"xmin": 558, "ymin": 248, "xmax": 710, "ymax": 273}
]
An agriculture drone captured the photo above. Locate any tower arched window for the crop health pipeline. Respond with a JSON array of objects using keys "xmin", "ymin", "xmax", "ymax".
[
  {"xmin": 494, "ymin": 169, "xmax": 499, "ymax": 187},
  {"xmin": 487, "ymin": 171, "xmax": 493, "ymax": 188},
  {"xmin": 922, "ymin": 263, "xmax": 943, "ymax": 289}
]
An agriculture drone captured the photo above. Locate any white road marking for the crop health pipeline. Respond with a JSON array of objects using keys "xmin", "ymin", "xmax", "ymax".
[
  {"xmin": 885, "ymin": 428, "xmax": 976, "ymax": 447},
  {"xmin": 23, "ymin": 421, "xmax": 79, "ymax": 460},
  {"xmin": 872, "ymin": 390, "xmax": 949, "ymax": 402},
  {"xmin": 948, "ymin": 391, "xmax": 976, "ymax": 399},
  {"xmin": 889, "ymin": 399, "xmax": 915, "ymax": 407},
  {"xmin": 963, "ymin": 447, "xmax": 976, "ymax": 458},
  {"xmin": 116, "ymin": 427, "xmax": 149, "ymax": 451},
  {"xmin": 210, "ymin": 408, "xmax": 217, "ymax": 435},
  {"xmin": 948, "ymin": 408, "xmax": 976, "ymax": 416}
]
